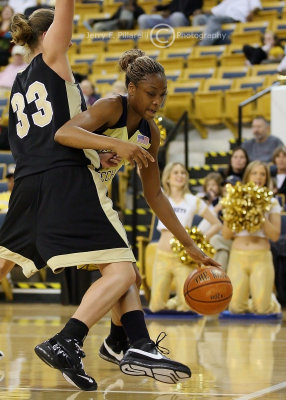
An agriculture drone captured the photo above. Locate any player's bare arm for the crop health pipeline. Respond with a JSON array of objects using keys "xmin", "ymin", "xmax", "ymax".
[
  {"xmin": 55, "ymin": 96, "xmax": 154, "ymax": 168},
  {"xmin": 139, "ymin": 122, "xmax": 220, "ymax": 267}
]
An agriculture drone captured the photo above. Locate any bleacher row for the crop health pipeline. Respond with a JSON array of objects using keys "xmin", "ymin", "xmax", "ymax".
[{"xmin": 69, "ymin": 2, "xmax": 286, "ymax": 137}]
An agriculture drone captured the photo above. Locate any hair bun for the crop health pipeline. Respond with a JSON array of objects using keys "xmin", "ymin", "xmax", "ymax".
[{"xmin": 118, "ymin": 49, "xmax": 145, "ymax": 72}]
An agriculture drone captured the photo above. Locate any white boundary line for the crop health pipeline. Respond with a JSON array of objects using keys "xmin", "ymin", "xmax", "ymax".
[{"xmin": 235, "ymin": 381, "xmax": 286, "ymax": 400}]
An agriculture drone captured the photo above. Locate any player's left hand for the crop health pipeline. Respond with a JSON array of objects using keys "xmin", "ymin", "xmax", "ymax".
[{"xmin": 99, "ymin": 152, "xmax": 122, "ymax": 168}]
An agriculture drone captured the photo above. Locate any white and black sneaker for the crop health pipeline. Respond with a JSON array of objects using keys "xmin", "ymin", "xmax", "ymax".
[
  {"xmin": 119, "ymin": 332, "xmax": 191, "ymax": 384},
  {"xmin": 35, "ymin": 334, "xmax": 97, "ymax": 391},
  {"xmin": 99, "ymin": 338, "xmax": 129, "ymax": 365}
]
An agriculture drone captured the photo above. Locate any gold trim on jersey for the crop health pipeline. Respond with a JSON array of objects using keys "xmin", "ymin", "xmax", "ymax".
[
  {"xmin": 87, "ymin": 126, "xmax": 151, "ymax": 187},
  {"xmin": 0, "ymin": 245, "xmax": 39, "ymax": 278}
]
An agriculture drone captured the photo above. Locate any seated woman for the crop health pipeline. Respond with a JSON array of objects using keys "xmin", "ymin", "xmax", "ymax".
[
  {"xmin": 149, "ymin": 162, "xmax": 222, "ymax": 312},
  {"xmin": 222, "ymin": 160, "xmax": 281, "ymax": 314},
  {"xmin": 243, "ymin": 31, "xmax": 284, "ymax": 65}
]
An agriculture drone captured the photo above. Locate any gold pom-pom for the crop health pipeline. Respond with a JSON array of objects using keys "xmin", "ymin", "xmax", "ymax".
[
  {"xmin": 221, "ymin": 181, "xmax": 273, "ymax": 233},
  {"xmin": 154, "ymin": 116, "xmax": 166, "ymax": 146},
  {"xmin": 170, "ymin": 226, "xmax": 216, "ymax": 266}
]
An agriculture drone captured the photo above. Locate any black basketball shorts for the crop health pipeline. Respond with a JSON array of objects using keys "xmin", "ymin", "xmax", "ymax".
[{"xmin": 0, "ymin": 165, "xmax": 135, "ymax": 277}]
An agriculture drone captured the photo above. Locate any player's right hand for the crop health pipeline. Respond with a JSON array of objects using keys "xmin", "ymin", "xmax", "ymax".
[
  {"xmin": 114, "ymin": 141, "xmax": 154, "ymax": 169},
  {"xmin": 185, "ymin": 244, "xmax": 221, "ymax": 269}
]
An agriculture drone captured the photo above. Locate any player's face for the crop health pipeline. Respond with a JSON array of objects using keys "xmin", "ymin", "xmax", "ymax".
[
  {"xmin": 248, "ymin": 165, "xmax": 267, "ymax": 187},
  {"xmin": 129, "ymin": 73, "xmax": 167, "ymax": 120},
  {"xmin": 169, "ymin": 164, "xmax": 188, "ymax": 189}
]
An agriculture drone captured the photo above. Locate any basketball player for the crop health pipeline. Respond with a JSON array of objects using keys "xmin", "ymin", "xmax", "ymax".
[
  {"xmin": 0, "ymin": 2, "xmax": 219, "ymax": 392},
  {"xmin": 54, "ymin": 47, "xmax": 220, "ymax": 372}
]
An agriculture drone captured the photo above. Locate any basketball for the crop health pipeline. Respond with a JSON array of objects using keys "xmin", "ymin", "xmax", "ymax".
[{"xmin": 184, "ymin": 267, "xmax": 233, "ymax": 315}]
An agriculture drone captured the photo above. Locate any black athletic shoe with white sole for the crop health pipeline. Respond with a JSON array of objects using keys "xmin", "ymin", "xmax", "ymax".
[
  {"xmin": 119, "ymin": 332, "xmax": 191, "ymax": 384},
  {"xmin": 99, "ymin": 338, "xmax": 129, "ymax": 365},
  {"xmin": 34, "ymin": 334, "xmax": 97, "ymax": 391}
]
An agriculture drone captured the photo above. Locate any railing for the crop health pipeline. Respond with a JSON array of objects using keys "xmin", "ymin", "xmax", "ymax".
[{"xmin": 237, "ymin": 80, "xmax": 281, "ymax": 145}]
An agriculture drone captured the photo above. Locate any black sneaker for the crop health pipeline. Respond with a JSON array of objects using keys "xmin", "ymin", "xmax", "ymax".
[
  {"xmin": 119, "ymin": 332, "xmax": 191, "ymax": 384},
  {"xmin": 99, "ymin": 338, "xmax": 129, "ymax": 365},
  {"xmin": 34, "ymin": 334, "xmax": 97, "ymax": 391}
]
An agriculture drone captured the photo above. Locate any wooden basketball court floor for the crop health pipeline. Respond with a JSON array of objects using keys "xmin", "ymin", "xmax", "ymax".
[{"xmin": 0, "ymin": 303, "xmax": 286, "ymax": 400}]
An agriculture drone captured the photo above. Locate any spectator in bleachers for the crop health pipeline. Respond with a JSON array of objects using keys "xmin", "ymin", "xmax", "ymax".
[
  {"xmin": 0, "ymin": 5, "xmax": 14, "ymax": 66},
  {"xmin": 138, "ymin": 0, "xmax": 201, "ymax": 30},
  {"xmin": 8, "ymin": 0, "xmax": 36, "ymax": 13},
  {"xmin": 196, "ymin": 0, "xmax": 262, "ymax": 46},
  {"xmin": 219, "ymin": 147, "xmax": 249, "ymax": 183},
  {"xmin": 149, "ymin": 162, "xmax": 222, "ymax": 312},
  {"xmin": 24, "ymin": 0, "xmax": 55, "ymax": 17},
  {"xmin": 104, "ymin": 80, "xmax": 127, "ymax": 97},
  {"xmin": 243, "ymin": 31, "xmax": 284, "ymax": 65},
  {"xmin": 0, "ymin": 164, "xmax": 15, "ymax": 213},
  {"xmin": 271, "ymin": 145, "xmax": 286, "ymax": 198},
  {"xmin": 222, "ymin": 160, "xmax": 281, "ymax": 314},
  {"xmin": 242, "ymin": 116, "xmax": 284, "ymax": 163},
  {"xmin": 80, "ymin": 79, "xmax": 100, "ymax": 107},
  {"xmin": 0, "ymin": 45, "xmax": 27, "ymax": 95},
  {"xmin": 84, "ymin": 0, "xmax": 144, "ymax": 32}
]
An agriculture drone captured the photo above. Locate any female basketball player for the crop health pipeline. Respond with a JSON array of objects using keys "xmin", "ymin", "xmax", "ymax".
[
  {"xmin": 149, "ymin": 162, "xmax": 222, "ymax": 312},
  {"xmin": 222, "ymin": 160, "xmax": 281, "ymax": 314},
  {"xmin": 0, "ymin": 2, "xmax": 219, "ymax": 392}
]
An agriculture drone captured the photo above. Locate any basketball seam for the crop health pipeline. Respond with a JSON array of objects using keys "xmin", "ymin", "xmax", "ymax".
[
  {"xmin": 184, "ymin": 294, "xmax": 233, "ymax": 304},
  {"xmin": 185, "ymin": 280, "xmax": 232, "ymax": 294}
]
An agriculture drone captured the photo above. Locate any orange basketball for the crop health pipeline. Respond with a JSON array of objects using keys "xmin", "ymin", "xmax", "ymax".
[{"xmin": 184, "ymin": 266, "xmax": 233, "ymax": 315}]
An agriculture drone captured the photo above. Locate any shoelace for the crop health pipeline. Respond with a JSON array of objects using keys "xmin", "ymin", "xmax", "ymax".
[
  {"xmin": 71, "ymin": 339, "xmax": 86, "ymax": 359},
  {"xmin": 154, "ymin": 332, "xmax": 170, "ymax": 355}
]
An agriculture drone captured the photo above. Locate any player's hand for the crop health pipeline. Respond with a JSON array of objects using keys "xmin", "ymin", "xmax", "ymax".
[
  {"xmin": 184, "ymin": 244, "xmax": 221, "ymax": 269},
  {"xmin": 99, "ymin": 152, "xmax": 122, "ymax": 168},
  {"xmin": 114, "ymin": 141, "xmax": 154, "ymax": 169}
]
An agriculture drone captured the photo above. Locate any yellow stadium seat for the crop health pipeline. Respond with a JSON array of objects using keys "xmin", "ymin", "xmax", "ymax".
[
  {"xmin": 100, "ymin": 52, "xmax": 124, "ymax": 63},
  {"xmin": 220, "ymin": 53, "xmax": 247, "ymax": 66},
  {"xmin": 160, "ymin": 47, "xmax": 193, "ymax": 60},
  {"xmin": 164, "ymin": 69, "xmax": 183, "ymax": 82},
  {"xmin": 181, "ymin": 67, "xmax": 216, "ymax": 80},
  {"xmin": 171, "ymin": 36, "xmax": 198, "ymax": 48},
  {"xmin": 251, "ymin": 64, "xmax": 280, "ymax": 76},
  {"xmin": 94, "ymin": 83, "xmax": 114, "ymax": 98},
  {"xmin": 225, "ymin": 44, "xmax": 245, "ymax": 55},
  {"xmin": 92, "ymin": 73, "xmax": 120, "ymax": 85},
  {"xmin": 107, "ymin": 39, "xmax": 135, "ymax": 53},
  {"xmin": 194, "ymin": 91, "xmax": 224, "ymax": 128},
  {"xmin": 261, "ymin": 1, "xmax": 285, "ymax": 15},
  {"xmin": 235, "ymin": 21, "xmax": 269, "ymax": 34},
  {"xmin": 224, "ymin": 88, "xmax": 255, "ymax": 135},
  {"xmin": 256, "ymin": 92, "xmax": 271, "ymax": 120},
  {"xmin": 187, "ymin": 55, "xmax": 218, "ymax": 68},
  {"xmin": 216, "ymin": 66, "xmax": 250, "ymax": 79},
  {"xmin": 157, "ymin": 58, "xmax": 186, "ymax": 71},
  {"xmin": 168, "ymin": 80, "xmax": 203, "ymax": 94},
  {"xmin": 272, "ymin": 19, "xmax": 286, "ymax": 40},
  {"xmin": 136, "ymin": 39, "xmax": 163, "ymax": 51},
  {"xmin": 192, "ymin": 45, "xmax": 226, "ymax": 59},
  {"xmin": 233, "ymin": 76, "xmax": 265, "ymax": 91},
  {"xmin": 79, "ymin": 41, "xmax": 106, "ymax": 54},
  {"xmin": 71, "ymin": 63, "xmax": 90, "ymax": 76},
  {"xmin": 91, "ymin": 61, "xmax": 122, "ymax": 75},
  {"xmin": 253, "ymin": 9, "xmax": 279, "ymax": 24},
  {"xmin": 230, "ymin": 31, "xmax": 262, "ymax": 45},
  {"xmin": 162, "ymin": 93, "xmax": 193, "ymax": 122},
  {"xmin": 202, "ymin": 78, "xmax": 233, "ymax": 92}
]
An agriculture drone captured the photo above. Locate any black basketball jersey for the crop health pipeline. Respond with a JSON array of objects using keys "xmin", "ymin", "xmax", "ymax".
[{"xmin": 9, "ymin": 54, "xmax": 90, "ymax": 180}]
